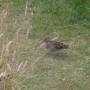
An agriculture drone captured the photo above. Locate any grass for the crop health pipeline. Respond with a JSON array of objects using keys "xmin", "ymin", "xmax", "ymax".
[{"xmin": 0, "ymin": 0, "xmax": 90, "ymax": 90}]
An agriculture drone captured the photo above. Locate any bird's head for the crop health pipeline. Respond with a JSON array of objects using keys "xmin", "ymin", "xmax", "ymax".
[
  {"xmin": 39, "ymin": 37, "xmax": 51, "ymax": 48},
  {"xmin": 43, "ymin": 37, "xmax": 50, "ymax": 43}
]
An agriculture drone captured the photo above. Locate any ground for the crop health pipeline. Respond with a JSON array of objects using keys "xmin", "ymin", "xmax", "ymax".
[{"xmin": 0, "ymin": 0, "xmax": 90, "ymax": 90}]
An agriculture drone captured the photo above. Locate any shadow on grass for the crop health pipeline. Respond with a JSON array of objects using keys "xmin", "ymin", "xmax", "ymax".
[{"xmin": 45, "ymin": 51, "xmax": 71, "ymax": 61}]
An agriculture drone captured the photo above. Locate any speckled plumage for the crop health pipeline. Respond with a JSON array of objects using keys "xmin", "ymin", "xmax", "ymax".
[{"xmin": 41, "ymin": 37, "xmax": 69, "ymax": 54}]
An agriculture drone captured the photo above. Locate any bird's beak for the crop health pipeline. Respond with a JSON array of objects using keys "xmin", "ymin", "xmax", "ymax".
[
  {"xmin": 39, "ymin": 42, "xmax": 46, "ymax": 48},
  {"xmin": 40, "ymin": 43, "xmax": 45, "ymax": 48}
]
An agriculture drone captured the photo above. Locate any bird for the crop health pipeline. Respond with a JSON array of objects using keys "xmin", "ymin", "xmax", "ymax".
[{"xmin": 40, "ymin": 37, "xmax": 69, "ymax": 54}]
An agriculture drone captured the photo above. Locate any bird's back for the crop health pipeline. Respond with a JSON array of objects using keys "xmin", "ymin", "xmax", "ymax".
[{"xmin": 47, "ymin": 41, "xmax": 68, "ymax": 49}]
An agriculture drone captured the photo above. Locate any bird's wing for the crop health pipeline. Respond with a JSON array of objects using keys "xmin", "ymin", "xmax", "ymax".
[{"xmin": 50, "ymin": 41, "xmax": 64, "ymax": 49}]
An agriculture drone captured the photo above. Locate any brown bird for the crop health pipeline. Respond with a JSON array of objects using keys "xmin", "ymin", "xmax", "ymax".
[{"xmin": 40, "ymin": 37, "xmax": 69, "ymax": 54}]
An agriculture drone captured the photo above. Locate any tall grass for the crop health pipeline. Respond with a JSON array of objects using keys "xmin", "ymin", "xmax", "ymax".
[
  {"xmin": 1, "ymin": 0, "xmax": 89, "ymax": 24},
  {"xmin": 70, "ymin": 0, "xmax": 90, "ymax": 22},
  {"xmin": 0, "ymin": 0, "xmax": 90, "ymax": 90},
  {"xmin": 32, "ymin": 0, "xmax": 90, "ymax": 25}
]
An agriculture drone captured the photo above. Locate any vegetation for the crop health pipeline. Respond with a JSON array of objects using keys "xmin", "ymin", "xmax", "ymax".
[{"xmin": 0, "ymin": 0, "xmax": 90, "ymax": 90}]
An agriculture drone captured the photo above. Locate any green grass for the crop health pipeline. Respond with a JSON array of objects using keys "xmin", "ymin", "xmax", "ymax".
[{"xmin": 0, "ymin": 0, "xmax": 90, "ymax": 90}]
